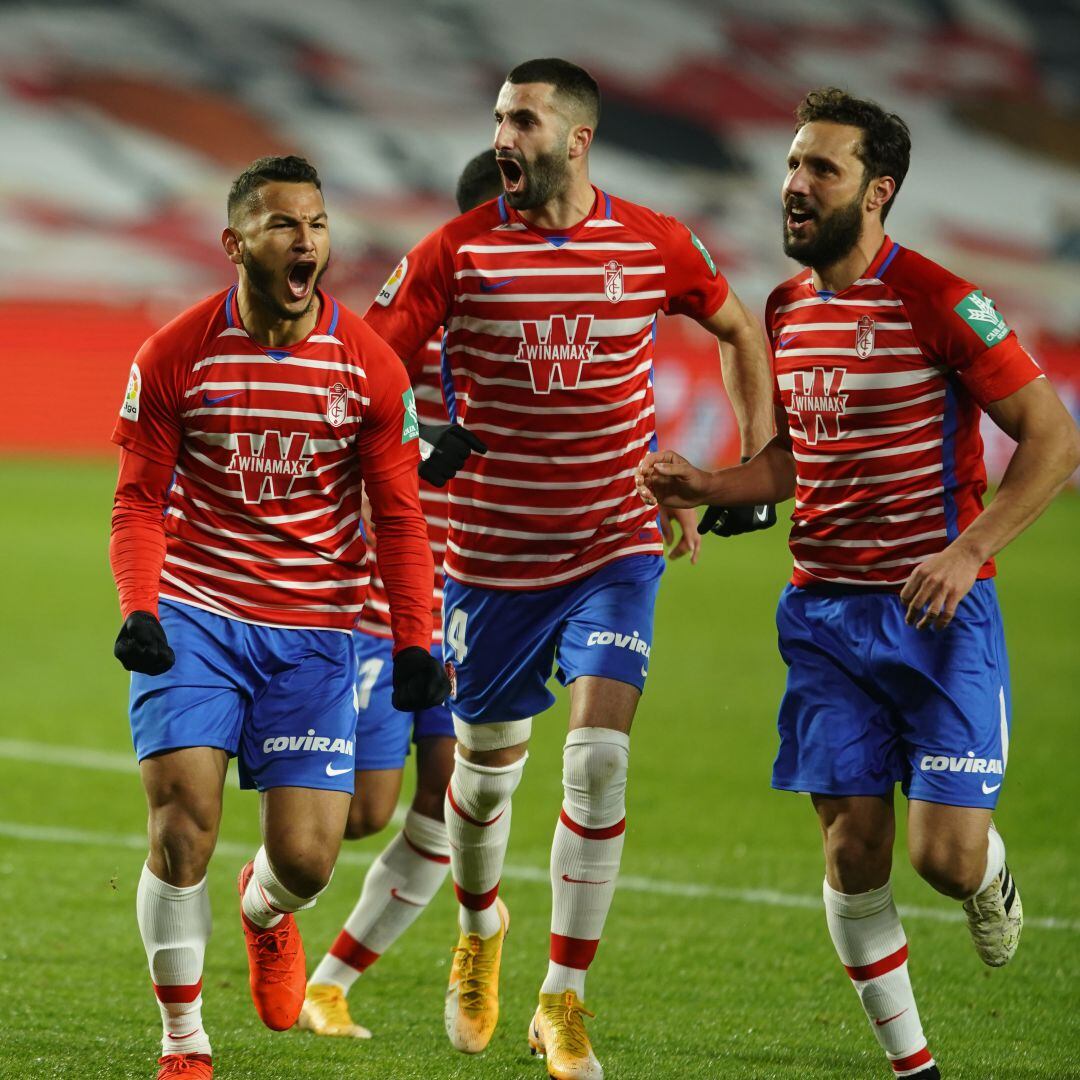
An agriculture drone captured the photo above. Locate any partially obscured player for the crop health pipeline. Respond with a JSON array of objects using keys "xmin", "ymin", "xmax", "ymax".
[
  {"xmin": 365, "ymin": 59, "xmax": 772, "ymax": 1080},
  {"xmin": 109, "ymin": 155, "xmax": 449, "ymax": 1080},
  {"xmin": 637, "ymin": 89, "xmax": 1080, "ymax": 1079},
  {"xmin": 299, "ymin": 149, "xmax": 504, "ymax": 1040}
]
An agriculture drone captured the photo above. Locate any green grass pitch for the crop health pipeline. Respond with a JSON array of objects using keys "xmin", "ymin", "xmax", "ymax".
[{"xmin": 0, "ymin": 460, "xmax": 1077, "ymax": 1079}]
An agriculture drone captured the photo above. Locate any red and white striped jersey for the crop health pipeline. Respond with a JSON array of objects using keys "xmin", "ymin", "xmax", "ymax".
[
  {"xmin": 365, "ymin": 189, "xmax": 729, "ymax": 590},
  {"xmin": 112, "ymin": 286, "xmax": 429, "ymax": 635},
  {"xmin": 768, "ymin": 237, "xmax": 1042, "ymax": 589},
  {"xmin": 357, "ymin": 332, "xmax": 449, "ymax": 643}
]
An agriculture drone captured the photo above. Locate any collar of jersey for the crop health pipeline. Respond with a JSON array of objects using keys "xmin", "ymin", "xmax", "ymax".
[
  {"xmin": 503, "ymin": 186, "xmax": 607, "ymax": 246},
  {"xmin": 225, "ymin": 285, "xmax": 336, "ymax": 359},
  {"xmin": 803, "ymin": 235, "xmax": 897, "ymax": 302}
]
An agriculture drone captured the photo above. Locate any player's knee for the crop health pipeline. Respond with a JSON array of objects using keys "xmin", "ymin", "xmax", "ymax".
[
  {"xmin": 562, "ymin": 727, "xmax": 630, "ymax": 828},
  {"xmin": 910, "ymin": 840, "xmax": 984, "ymax": 899},
  {"xmin": 268, "ymin": 846, "xmax": 336, "ymax": 899},
  {"xmin": 147, "ymin": 811, "xmax": 216, "ymax": 884},
  {"xmin": 344, "ymin": 798, "xmax": 393, "ymax": 841},
  {"xmin": 447, "ymin": 747, "xmax": 526, "ymax": 819},
  {"xmin": 825, "ymin": 831, "xmax": 892, "ymax": 893}
]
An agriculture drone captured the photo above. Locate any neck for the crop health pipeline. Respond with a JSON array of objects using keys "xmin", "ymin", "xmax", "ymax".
[
  {"xmin": 518, "ymin": 172, "xmax": 596, "ymax": 231},
  {"xmin": 811, "ymin": 223, "xmax": 886, "ymax": 294},
  {"xmin": 235, "ymin": 280, "xmax": 321, "ymax": 347}
]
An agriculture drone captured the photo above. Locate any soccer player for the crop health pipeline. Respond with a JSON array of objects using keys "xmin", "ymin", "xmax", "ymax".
[
  {"xmin": 636, "ymin": 89, "xmax": 1080, "ymax": 1079},
  {"xmin": 110, "ymin": 155, "xmax": 450, "ymax": 1080},
  {"xmin": 299, "ymin": 149, "xmax": 505, "ymax": 1040},
  {"xmin": 364, "ymin": 59, "xmax": 773, "ymax": 1079}
]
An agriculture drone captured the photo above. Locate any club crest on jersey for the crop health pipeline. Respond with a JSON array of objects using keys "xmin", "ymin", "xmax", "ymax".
[
  {"xmin": 515, "ymin": 314, "xmax": 597, "ymax": 394},
  {"xmin": 227, "ymin": 430, "xmax": 312, "ymax": 503},
  {"xmin": 604, "ymin": 260, "xmax": 624, "ymax": 303},
  {"xmin": 790, "ymin": 367, "xmax": 848, "ymax": 445},
  {"xmin": 327, "ymin": 381, "xmax": 348, "ymax": 427},
  {"xmin": 374, "ymin": 256, "xmax": 408, "ymax": 307},
  {"xmin": 120, "ymin": 362, "xmax": 141, "ymax": 421},
  {"xmin": 855, "ymin": 315, "xmax": 875, "ymax": 359}
]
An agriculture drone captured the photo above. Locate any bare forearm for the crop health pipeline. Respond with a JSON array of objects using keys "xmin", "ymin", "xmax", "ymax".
[
  {"xmin": 700, "ymin": 437, "xmax": 796, "ymax": 506},
  {"xmin": 719, "ymin": 328, "xmax": 774, "ymax": 456},
  {"xmin": 951, "ymin": 428, "xmax": 1080, "ymax": 563}
]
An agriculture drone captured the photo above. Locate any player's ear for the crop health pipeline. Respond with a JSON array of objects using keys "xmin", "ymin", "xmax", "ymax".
[
  {"xmin": 222, "ymin": 227, "xmax": 244, "ymax": 266},
  {"xmin": 865, "ymin": 175, "xmax": 895, "ymax": 217},
  {"xmin": 568, "ymin": 122, "xmax": 593, "ymax": 161}
]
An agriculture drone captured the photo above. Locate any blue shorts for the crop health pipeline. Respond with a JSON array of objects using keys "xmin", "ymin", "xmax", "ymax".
[
  {"xmin": 129, "ymin": 600, "xmax": 358, "ymax": 793},
  {"xmin": 442, "ymin": 555, "xmax": 664, "ymax": 725},
  {"xmin": 353, "ymin": 633, "xmax": 454, "ymax": 771},
  {"xmin": 772, "ymin": 579, "xmax": 1011, "ymax": 809}
]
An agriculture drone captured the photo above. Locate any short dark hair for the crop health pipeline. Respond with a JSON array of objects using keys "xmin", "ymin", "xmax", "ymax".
[
  {"xmin": 794, "ymin": 88, "xmax": 910, "ymax": 221},
  {"xmin": 456, "ymin": 150, "xmax": 503, "ymax": 213},
  {"xmin": 227, "ymin": 155, "xmax": 322, "ymax": 224},
  {"xmin": 506, "ymin": 57, "xmax": 600, "ymax": 128}
]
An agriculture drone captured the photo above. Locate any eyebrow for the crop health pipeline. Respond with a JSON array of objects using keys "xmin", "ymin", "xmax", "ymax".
[
  {"xmin": 494, "ymin": 107, "xmax": 542, "ymax": 124},
  {"xmin": 266, "ymin": 210, "xmax": 328, "ymax": 222}
]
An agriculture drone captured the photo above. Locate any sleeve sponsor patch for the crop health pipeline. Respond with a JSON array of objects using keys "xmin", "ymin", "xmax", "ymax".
[
  {"xmin": 401, "ymin": 387, "xmax": 419, "ymax": 443},
  {"xmin": 120, "ymin": 361, "xmax": 141, "ymax": 421},
  {"xmin": 953, "ymin": 290, "xmax": 1010, "ymax": 347},
  {"xmin": 375, "ymin": 256, "xmax": 408, "ymax": 307},
  {"xmin": 690, "ymin": 232, "xmax": 717, "ymax": 277}
]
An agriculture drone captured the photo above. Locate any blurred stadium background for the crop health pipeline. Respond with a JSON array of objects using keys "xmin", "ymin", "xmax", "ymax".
[{"xmin": 2, "ymin": 2, "xmax": 1079, "ymax": 1078}]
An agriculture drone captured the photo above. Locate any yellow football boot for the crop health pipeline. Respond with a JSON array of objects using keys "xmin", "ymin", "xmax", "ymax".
[
  {"xmin": 297, "ymin": 983, "xmax": 372, "ymax": 1038},
  {"xmin": 528, "ymin": 990, "xmax": 603, "ymax": 1080},
  {"xmin": 444, "ymin": 898, "xmax": 510, "ymax": 1053}
]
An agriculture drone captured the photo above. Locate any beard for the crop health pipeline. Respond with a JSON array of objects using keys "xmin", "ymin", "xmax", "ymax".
[
  {"xmin": 500, "ymin": 146, "xmax": 569, "ymax": 210},
  {"xmin": 242, "ymin": 249, "xmax": 327, "ymax": 322},
  {"xmin": 782, "ymin": 191, "xmax": 865, "ymax": 270}
]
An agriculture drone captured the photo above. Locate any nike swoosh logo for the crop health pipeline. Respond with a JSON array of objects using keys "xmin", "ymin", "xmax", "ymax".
[
  {"xmin": 874, "ymin": 1009, "xmax": 908, "ymax": 1027},
  {"xmin": 982, "ymin": 781, "xmax": 1002, "ymax": 794},
  {"xmin": 325, "ymin": 762, "xmax": 353, "ymax": 777},
  {"xmin": 777, "ymin": 334, "xmax": 799, "ymax": 349},
  {"xmin": 479, "ymin": 278, "xmax": 516, "ymax": 292},
  {"xmin": 203, "ymin": 391, "xmax": 242, "ymax": 405},
  {"xmin": 390, "ymin": 887, "xmax": 424, "ymax": 907},
  {"xmin": 755, "ymin": 505, "xmax": 769, "ymax": 522},
  {"xmin": 562, "ymin": 874, "xmax": 611, "ymax": 886},
  {"xmin": 167, "ymin": 1030, "xmax": 201, "ymax": 1040},
  {"xmin": 640, "ymin": 665, "xmax": 649, "ymax": 678}
]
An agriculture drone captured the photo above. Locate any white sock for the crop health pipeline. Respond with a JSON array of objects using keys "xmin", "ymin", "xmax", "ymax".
[
  {"xmin": 972, "ymin": 826, "xmax": 1006, "ymax": 897},
  {"xmin": 242, "ymin": 846, "xmax": 326, "ymax": 930},
  {"xmin": 310, "ymin": 810, "xmax": 450, "ymax": 992},
  {"xmin": 445, "ymin": 750, "xmax": 526, "ymax": 938},
  {"xmin": 137, "ymin": 863, "xmax": 212, "ymax": 1058},
  {"xmin": 824, "ymin": 880, "xmax": 936, "ymax": 1076},
  {"xmin": 542, "ymin": 728, "xmax": 629, "ymax": 1000}
]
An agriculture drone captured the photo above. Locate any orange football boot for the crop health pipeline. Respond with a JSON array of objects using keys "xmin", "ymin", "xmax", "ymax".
[
  {"xmin": 155, "ymin": 1052, "xmax": 213, "ymax": 1077},
  {"xmin": 237, "ymin": 860, "xmax": 306, "ymax": 1030}
]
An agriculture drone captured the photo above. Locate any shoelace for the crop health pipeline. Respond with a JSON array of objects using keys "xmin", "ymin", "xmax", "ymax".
[
  {"xmin": 451, "ymin": 935, "xmax": 497, "ymax": 1012},
  {"xmin": 549, "ymin": 992, "xmax": 596, "ymax": 1058},
  {"xmin": 312, "ymin": 988, "xmax": 354, "ymax": 1029},
  {"xmin": 252, "ymin": 921, "xmax": 299, "ymax": 984},
  {"xmin": 157, "ymin": 1055, "xmax": 210, "ymax": 1075}
]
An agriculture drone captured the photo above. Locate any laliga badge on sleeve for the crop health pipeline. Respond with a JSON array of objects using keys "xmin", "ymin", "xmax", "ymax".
[
  {"xmin": 120, "ymin": 362, "xmax": 141, "ymax": 421},
  {"xmin": 375, "ymin": 256, "xmax": 408, "ymax": 307}
]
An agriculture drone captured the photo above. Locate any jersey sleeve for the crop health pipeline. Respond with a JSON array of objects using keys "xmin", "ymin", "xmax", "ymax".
[
  {"xmin": 111, "ymin": 331, "xmax": 184, "ymax": 467},
  {"xmin": 356, "ymin": 328, "xmax": 424, "ymax": 483},
  {"xmin": 655, "ymin": 217, "xmax": 730, "ymax": 321},
  {"xmin": 364, "ymin": 226, "xmax": 454, "ymax": 363},
  {"xmin": 898, "ymin": 275, "xmax": 1042, "ymax": 409}
]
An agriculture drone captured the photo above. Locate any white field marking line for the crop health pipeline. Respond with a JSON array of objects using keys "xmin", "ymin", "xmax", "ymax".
[
  {"xmin": 0, "ymin": 818, "xmax": 1076, "ymax": 933},
  {"xmin": 0, "ymin": 739, "xmax": 409, "ymax": 824}
]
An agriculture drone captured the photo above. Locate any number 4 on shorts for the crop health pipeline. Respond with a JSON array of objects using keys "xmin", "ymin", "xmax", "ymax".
[{"xmin": 445, "ymin": 608, "xmax": 468, "ymax": 663}]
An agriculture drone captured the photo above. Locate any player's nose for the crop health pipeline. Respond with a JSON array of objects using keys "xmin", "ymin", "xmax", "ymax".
[{"xmin": 784, "ymin": 164, "xmax": 811, "ymax": 199}]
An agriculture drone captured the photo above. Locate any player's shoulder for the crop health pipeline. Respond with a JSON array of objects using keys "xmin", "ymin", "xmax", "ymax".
[
  {"xmin": 884, "ymin": 243, "xmax": 974, "ymax": 304},
  {"xmin": 327, "ymin": 297, "xmax": 400, "ymax": 363},
  {"xmin": 605, "ymin": 192, "xmax": 691, "ymax": 239},
  {"xmin": 138, "ymin": 288, "xmax": 231, "ymax": 365},
  {"xmin": 765, "ymin": 269, "xmax": 811, "ymax": 324},
  {"xmin": 429, "ymin": 199, "xmax": 506, "ymax": 250}
]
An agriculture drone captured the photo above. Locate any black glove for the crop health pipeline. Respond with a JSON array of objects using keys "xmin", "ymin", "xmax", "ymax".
[
  {"xmin": 698, "ymin": 456, "xmax": 777, "ymax": 537},
  {"xmin": 114, "ymin": 610, "xmax": 175, "ymax": 676},
  {"xmin": 418, "ymin": 422, "xmax": 487, "ymax": 487},
  {"xmin": 392, "ymin": 645, "xmax": 451, "ymax": 711}
]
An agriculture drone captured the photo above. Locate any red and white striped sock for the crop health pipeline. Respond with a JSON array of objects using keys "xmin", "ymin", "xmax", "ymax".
[
  {"xmin": 310, "ymin": 809, "xmax": 450, "ymax": 991},
  {"xmin": 542, "ymin": 727, "xmax": 630, "ymax": 999},
  {"xmin": 136, "ymin": 862, "xmax": 212, "ymax": 1058},
  {"xmin": 445, "ymin": 750, "xmax": 526, "ymax": 938},
  {"xmin": 824, "ymin": 879, "xmax": 936, "ymax": 1077}
]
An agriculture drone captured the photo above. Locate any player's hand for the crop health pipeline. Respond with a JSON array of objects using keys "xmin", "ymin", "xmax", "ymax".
[
  {"xmin": 418, "ymin": 422, "xmax": 488, "ymax": 487},
  {"xmin": 899, "ymin": 543, "xmax": 983, "ymax": 631},
  {"xmin": 698, "ymin": 502, "xmax": 777, "ymax": 537},
  {"xmin": 659, "ymin": 506, "xmax": 701, "ymax": 564},
  {"xmin": 392, "ymin": 646, "xmax": 451, "ymax": 710},
  {"xmin": 114, "ymin": 611, "xmax": 175, "ymax": 676},
  {"xmin": 636, "ymin": 450, "xmax": 711, "ymax": 509}
]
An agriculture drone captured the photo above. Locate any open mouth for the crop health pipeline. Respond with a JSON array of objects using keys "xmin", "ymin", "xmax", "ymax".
[
  {"xmin": 786, "ymin": 205, "xmax": 816, "ymax": 233},
  {"xmin": 287, "ymin": 260, "xmax": 317, "ymax": 301},
  {"xmin": 496, "ymin": 155, "xmax": 525, "ymax": 195}
]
